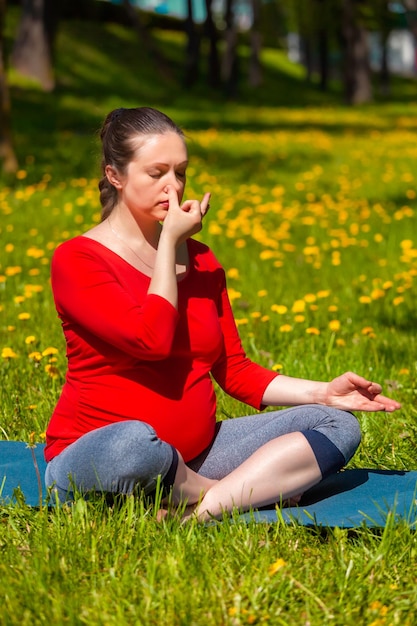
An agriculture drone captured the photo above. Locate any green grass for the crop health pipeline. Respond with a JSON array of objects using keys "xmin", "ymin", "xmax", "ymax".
[{"xmin": 1, "ymin": 9, "xmax": 417, "ymax": 625}]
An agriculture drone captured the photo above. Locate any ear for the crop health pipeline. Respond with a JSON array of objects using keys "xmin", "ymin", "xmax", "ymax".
[{"xmin": 105, "ymin": 165, "xmax": 123, "ymax": 190}]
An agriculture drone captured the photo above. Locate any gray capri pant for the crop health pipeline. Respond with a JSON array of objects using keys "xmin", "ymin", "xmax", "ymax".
[{"xmin": 45, "ymin": 404, "xmax": 361, "ymax": 503}]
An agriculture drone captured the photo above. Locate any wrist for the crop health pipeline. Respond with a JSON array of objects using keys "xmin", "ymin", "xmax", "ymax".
[{"xmin": 312, "ymin": 381, "xmax": 329, "ymax": 405}]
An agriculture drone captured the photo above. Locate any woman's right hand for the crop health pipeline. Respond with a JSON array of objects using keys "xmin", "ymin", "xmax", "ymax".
[{"xmin": 162, "ymin": 186, "xmax": 211, "ymax": 246}]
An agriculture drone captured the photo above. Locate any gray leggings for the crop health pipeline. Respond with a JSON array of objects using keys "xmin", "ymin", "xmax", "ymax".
[{"xmin": 45, "ymin": 405, "xmax": 361, "ymax": 502}]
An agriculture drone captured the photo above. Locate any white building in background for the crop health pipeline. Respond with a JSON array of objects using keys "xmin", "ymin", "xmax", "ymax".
[
  {"xmin": 287, "ymin": 29, "xmax": 416, "ymax": 76},
  {"xmin": 369, "ymin": 30, "xmax": 416, "ymax": 75}
]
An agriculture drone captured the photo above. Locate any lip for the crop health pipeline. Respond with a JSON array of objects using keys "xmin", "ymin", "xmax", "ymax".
[{"xmin": 159, "ymin": 201, "xmax": 169, "ymax": 209}]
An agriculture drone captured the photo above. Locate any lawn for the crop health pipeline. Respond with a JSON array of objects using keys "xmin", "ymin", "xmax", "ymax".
[{"xmin": 1, "ymin": 10, "xmax": 417, "ymax": 626}]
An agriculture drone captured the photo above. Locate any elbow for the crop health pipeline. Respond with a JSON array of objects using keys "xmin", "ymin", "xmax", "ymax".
[{"xmin": 133, "ymin": 334, "xmax": 174, "ymax": 360}]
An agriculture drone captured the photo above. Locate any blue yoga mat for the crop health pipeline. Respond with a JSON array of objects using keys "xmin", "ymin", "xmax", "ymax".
[
  {"xmin": 0, "ymin": 441, "xmax": 47, "ymax": 507},
  {"xmin": 1, "ymin": 441, "xmax": 417, "ymax": 528},
  {"xmin": 240, "ymin": 469, "xmax": 417, "ymax": 528}
]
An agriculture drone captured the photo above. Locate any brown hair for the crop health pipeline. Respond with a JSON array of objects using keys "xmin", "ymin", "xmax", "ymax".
[{"xmin": 98, "ymin": 107, "xmax": 185, "ymax": 220}]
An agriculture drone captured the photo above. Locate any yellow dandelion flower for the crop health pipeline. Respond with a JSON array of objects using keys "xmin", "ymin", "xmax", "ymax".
[
  {"xmin": 7, "ymin": 326, "xmax": 16, "ymax": 332},
  {"xmin": 18, "ymin": 312, "xmax": 30, "ymax": 320},
  {"xmin": 306, "ymin": 327, "xmax": 320, "ymax": 335},
  {"xmin": 336, "ymin": 338, "xmax": 346, "ymax": 347},
  {"xmin": 268, "ymin": 557, "xmax": 286, "ymax": 575},
  {"xmin": 279, "ymin": 324, "xmax": 292, "ymax": 333},
  {"xmin": 235, "ymin": 318, "xmax": 249, "ymax": 326},
  {"xmin": 261, "ymin": 315, "xmax": 270, "ymax": 322},
  {"xmin": 251, "ymin": 312, "xmax": 261, "ymax": 319},
  {"xmin": 359, "ymin": 296, "xmax": 372, "ymax": 304},
  {"xmin": 393, "ymin": 296, "xmax": 404, "ymax": 306},
  {"xmin": 294, "ymin": 315, "xmax": 305, "ymax": 323},
  {"xmin": 227, "ymin": 268, "xmax": 240, "ymax": 279},
  {"xmin": 371, "ymin": 289, "xmax": 385, "ymax": 300},
  {"xmin": 29, "ymin": 351, "xmax": 42, "ymax": 361},
  {"xmin": 329, "ymin": 320, "xmax": 341, "ymax": 332},
  {"xmin": 42, "ymin": 346, "xmax": 59, "ymax": 356},
  {"xmin": 227, "ymin": 288, "xmax": 242, "ymax": 301},
  {"xmin": 271, "ymin": 304, "xmax": 288, "ymax": 315},
  {"xmin": 5, "ymin": 243, "xmax": 14, "ymax": 252},
  {"xmin": 257, "ymin": 289, "xmax": 268, "ymax": 297},
  {"xmin": 45, "ymin": 364, "xmax": 59, "ymax": 378},
  {"xmin": 399, "ymin": 368, "xmax": 409, "ymax": 375},
  {"xmin": 304, "ymin": 293, "xmax": 316, "ymax": 303},
  {"xmin": 317, "ymin": 290, "xmax": 330, "ymax": 298},
  {"xmin": 14, "ymin": 296, "xmax": 25, "ymax": 304},
  {"xmin": 272, "ymin": 363, "xmax": 283, "ymax": 371},
  {"xmin": 25, "ymin": 336, "xmax": 36, "ymax": 344},
  {"xmin": 26, "ymin": 247, "xmax": 45, "ymax": 259},
  {"xmin": 2, "ymin": 347, "xmax": 18, "ymax": 358},
  {"xmin": 5, "ymin": 266, "xmax": 22, "ymax": 276},
  {"xmin": 292, "ymin": 299, "xmax": 305, "ymax": 313},
  {"xmin": 16, "ymin": 169, "xmax": 27, "ymax": 180},
  {"xmin": 24, "ymin": 284, "xmax": 43, "ymax": 294},
  {"xmin": 235, "ymin": 239, "xmax": 246, "ymax": 248},
  {"xmin": 361, "ymin": 326, "xmax": 374, "ymax": 335}
]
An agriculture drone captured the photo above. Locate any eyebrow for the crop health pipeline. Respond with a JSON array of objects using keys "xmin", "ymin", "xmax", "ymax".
[{"xmin": 148, "ymin": 161, "xmax": 188, "ymax": 168}]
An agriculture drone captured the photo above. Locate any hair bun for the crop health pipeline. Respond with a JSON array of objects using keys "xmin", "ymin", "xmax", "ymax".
[{"xmin": 110, "ymin": 108, "xmax": 126, "ymax": 122}]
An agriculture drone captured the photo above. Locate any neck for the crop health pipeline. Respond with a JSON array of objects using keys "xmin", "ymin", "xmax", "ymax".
[{"xmin": 109, "ymin": 208, "xmax": 161, "ymax": 249}]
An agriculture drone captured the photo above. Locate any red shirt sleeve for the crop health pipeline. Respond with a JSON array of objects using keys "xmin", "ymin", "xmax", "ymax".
[
  {"xmin": 208, "ymin": 259, "xmax": 278, "ymax": 410},
  {"xmin": 51, "ymin": 237, "xmax": 179, "ymax": 360}
]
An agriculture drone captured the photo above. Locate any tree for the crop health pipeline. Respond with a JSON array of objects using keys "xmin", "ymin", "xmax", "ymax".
[
  {"xmin": 184, "ymin": 0, "xmax": 200, "ymax": 87},
  {"xmin": 122, "ymin": 0, "xmax": 169, "ymax": 77},
  {"xmin": 222, "ymin": 0, "xmax": 239, "ymax": 96},
  {"xmin": 0, "ymin": 0, "xmax": 17, "ymax": 173},
  {"xmin": 248, "ymin": 0, "xmax": 262, "ymax": 87},
  {"xmin": 340, "ymin": 0, "xmax": 372, "ymax": 104},
  {"xmin": 11, "ymin": 0, "xmax": 58, "ymax": 92},
  {"xmin": 204, "ymin": 0, "xmax": 221, "ymax": 88}
]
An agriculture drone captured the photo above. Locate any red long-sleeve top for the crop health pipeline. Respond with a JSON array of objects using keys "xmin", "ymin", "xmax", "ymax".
[{"xmin": 45, "ymin": 236, "xmax": 278, "ymax": 463}]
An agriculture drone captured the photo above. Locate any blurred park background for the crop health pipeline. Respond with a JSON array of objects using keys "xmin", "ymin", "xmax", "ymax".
[{"xmin": 1, "ymin": 0, "xmax": 417, "ymax": 178}]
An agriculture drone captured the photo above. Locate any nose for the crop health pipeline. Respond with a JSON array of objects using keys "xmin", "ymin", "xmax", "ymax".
[{"xmin": 164, "ymin": 170, "xmax": 182, "ymax": 192}]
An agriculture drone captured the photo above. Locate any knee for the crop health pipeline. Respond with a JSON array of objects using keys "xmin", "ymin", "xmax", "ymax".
[
  {"xmin": 107, "ymin": 421, "xmax": 174, "ymax": 493},
  {"xmin": 108, "ymin": 420, "xmax": 160, "ymax": 459},
  {"xmin": 332, "ymin": 410, "xmax": 362, "ymax": 462}
]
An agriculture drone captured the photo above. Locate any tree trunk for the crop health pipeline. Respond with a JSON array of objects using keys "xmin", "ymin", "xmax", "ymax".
[
  {"xmin": 248, "ymin": 0, "xmax": 262, "ymax": 87},
  {"xmin": 340, "ymin": 0, "xmax": 372, "ymax": 104},
  {"xmin": 204, "ymin": 0, "xmax": 220, "ymax": 88},
  {"xmin": 0, "ymin": 0, "xmax": 18, "ymax": 173},
  {"xmin": 11, "ymin": 0, "xmax": 57, "ymax": 92},
  {"xmin": 122, "ymin": 0, "xmax": 170, "ymax": 79},
  {"xmin": 317, "ymin": 24, "xmax": 328, "ymax": 91},
  {"xmin": 184, "ymin": 0, "xmax": 200, "ymax": 87},
  {"xmin": 222, "ymin": 0, "xmax": 239, "ymax": 97}
]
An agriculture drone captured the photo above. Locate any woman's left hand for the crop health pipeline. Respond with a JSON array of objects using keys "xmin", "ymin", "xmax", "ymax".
[{"xmin": 326, "ymin": 371, "xmax": 401, "ymax": 412}]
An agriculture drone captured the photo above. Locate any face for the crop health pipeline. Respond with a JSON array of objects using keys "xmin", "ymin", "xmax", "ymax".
[{"xmin": 108, "ymin": 132, "xmax": 188, "ymax": 222}]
